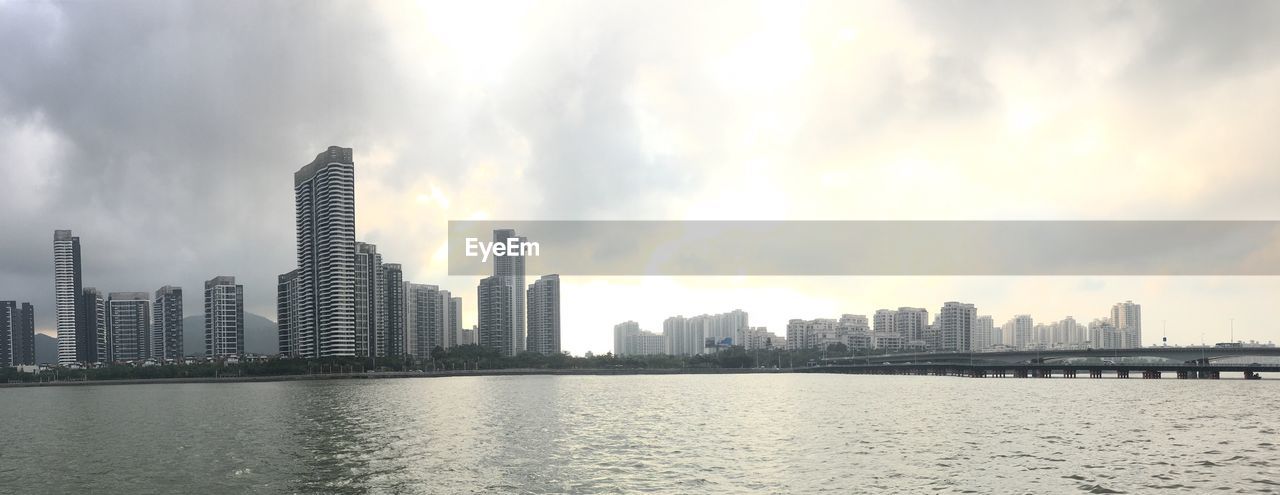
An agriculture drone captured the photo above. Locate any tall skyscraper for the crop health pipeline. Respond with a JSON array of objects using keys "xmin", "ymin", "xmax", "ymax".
[
  {"xmin": 492, "ymin": 229, "xmax": 526, "ymax": 354},
  {"xmin": 354, "ymin": 241, "xmax": 383, "ymax": 358},
  {"xmin": 205, "ymin": 276, "xmax": 244, "ymax": 357},
  {"xmin": 526, "ymin": 274, "xmax": 561, "ymax": 355},
  {"xmin": 477, "ymin": 275, "xmax": 514, "ymax": 355},
  {"xmin": 381, "ymin": 263, "xmax": 405, "ymax": 358},
  {"xmin": 294, "ymin": 146, "xmax": 357, "ymax": 358},
  {"xmin": 83, "ymin": 288, "xmax": 106, "ymax": 362},
  {"xmin": 54, "ymin": 229, "xmax": 86, "ymax": 365},
  {"xmin": 1110, "ymin": 300, "xmax": 1142, "ymax": 348},
  {"xmin": 106, "ymin": 292, "xmax": 151, "ymax": 362},
  {"xmin": 152, "ymin": 286, "xmax": 183, "ymax": 361},
  {"xmin": 277, "ymin": 270, "xmax": 300, "ymax": 357},
  {"xmin": 938, "ymin": 301, "xmax": 976, "ymax": 352}
]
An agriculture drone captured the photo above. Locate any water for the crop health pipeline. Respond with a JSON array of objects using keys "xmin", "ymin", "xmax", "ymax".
[{"xmin": 2, "ymin": 374, "xmax": 1278, "ymax": 493}]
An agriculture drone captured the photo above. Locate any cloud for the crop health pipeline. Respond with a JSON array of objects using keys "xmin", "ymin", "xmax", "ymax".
[{"xmin": 2, "ymin": 1, "xmax": 1279, "ymax": 351}]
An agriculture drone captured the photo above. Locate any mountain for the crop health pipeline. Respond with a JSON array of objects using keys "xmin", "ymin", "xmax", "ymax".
[
  {"xmin": 183, "ymin": 312, "xmax": 277, "ymax": 356},
  {"xmin": 34, "ymin": 333, "xmax": 58, "ymax": 365},
  {"xmin": 28, "ymin": 312, "xmax": 277, "ymax": 364}
]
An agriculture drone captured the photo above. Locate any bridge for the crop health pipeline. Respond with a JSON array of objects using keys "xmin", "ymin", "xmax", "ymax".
[
  {"xmin": 822, "ymin": 347, "xmax": 1280, "ymax": 366},
  {"xmin": 800, "ymin": 362, "xmax": 1279, "ymax": 379}
]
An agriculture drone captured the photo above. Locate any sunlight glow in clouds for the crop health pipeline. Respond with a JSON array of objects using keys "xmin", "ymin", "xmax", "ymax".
[{"xmin": 3, "ymin": 1, "xmax": 1280, "ymax": 352}]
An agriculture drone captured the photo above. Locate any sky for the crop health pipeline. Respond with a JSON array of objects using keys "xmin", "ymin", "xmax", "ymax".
[{"xmin": 2, "ymin": 0, "xmax": 1279, "ymax": 354}]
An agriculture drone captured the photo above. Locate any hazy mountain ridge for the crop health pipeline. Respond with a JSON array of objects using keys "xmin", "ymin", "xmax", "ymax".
[{"xmin": 32, "ymin": 312, "xmax": 278, "ymax": 363}]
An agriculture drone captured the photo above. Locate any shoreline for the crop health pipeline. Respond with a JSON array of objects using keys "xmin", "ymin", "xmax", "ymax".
[{"xmin": 0, "ymin": 367, "xmax": 790, "ymax": 388}]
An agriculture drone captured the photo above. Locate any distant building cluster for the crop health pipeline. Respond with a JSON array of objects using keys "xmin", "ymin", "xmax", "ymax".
[
  {"xmin": 788, "ymin": 300, "xmax": 1144, "ymax": 353},
  {"xmin": 609, "ymin": 300, "xmax": 1150, "ymax": 357},
  {"xmin": 613, "ymin": 310, "xmax": 787, "ymax": 357},
  {"xmin": 276, "ymin": 147, "xmax": 560, "ymax": 362},
  {"xmin": 48, "ymin": 229, "xmax": 245, "ymax": 367}
]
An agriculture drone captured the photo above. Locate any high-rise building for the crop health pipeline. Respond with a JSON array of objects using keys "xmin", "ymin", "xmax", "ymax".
[
  {"xmin": 443, "ymin": 293, "xmax": 463, "ymax": 349},
  {"xmin": 894, "ymin": 307, "xmax": 929, "ymax": 347},
  {"xmin": 740, "ymin": 327, "xmax": 785, "ymax": 351},
  {"xmin": 381, "ymin": 263, "xmax": 405, "ymax": 358},
  {"xmin": 526, "ymin": 274, "xmax": 560, "ymax": 355},
  {"xmin": 974, "ymin": 315, "xmax": 995, "ymax": 350},
  {"xmin": 83, "ymin": 288, "xmax": 106, "ymax": 361},
  {"xmin": 437, "ymin": 290, "xmax": 453, "ymax": 349},
  {"xmin": 1, "ymin": 302, "xmax": 36, "ymax": 366},
  {"xmin": 277, "ymin": 270, "xmax": 300, "ymax": 357},
  {"xmin": 1004, "ymin": 315, "xmax": 1034, "ymax": 350},
  {"xmin": 661, "ymin": 311, "xmax": 749, "ymax": 355},
  {"xmin": 1088, "ymin": 318, "xmax": 1117, "ymax": 349},
  {"xmin": 939, "ymin": 301, "xmax": 976, "ymax": 352},
  {"xmin": 106, "ymin": 292, "xmax": 151, "ymax": 362},
  {"xmin": 0, "ymin": 301, "xmax": 33, "ymax": 367},
  {"xmin": 294, "ymin": 146, "xmax": 357, "ymax": 358},
  {"xmin": 205, "ymin": 276, "xmax": 244, "ymax": 357},
  {"xmin": 54, "ymin": 230, "xmax": 87, "ymax": 365},
  {"xmin": 1111, "ymin": 300, "xmax": 1141, "ymax": 348},
  {"xmin": 477, "ymin": 275, "xmax": 514, "ymax": 355},
  {"xmin": 492, "ymin": 229, "xmax": 527, "ymax": 354},
  {"xmin": 613, "ymin": 321, "xmax": 664, "ymax": 356},
  {"xmin": 152, "ymin": 286, "xmax": 183, "ymax": 361},
  {"xmin": 405, "ymin": 283, "xmax": 443, "ymax": 358},
  {"xmin": 353, "ymin": 241, "xmax": 383, "ymax": 358},
  {"xmin": 459, "ymin": 325, "xmax": 478, "ymax": 346},
  {"xmin": 0, "ymin": 301, "xmax": 12, "ymax": 368}
]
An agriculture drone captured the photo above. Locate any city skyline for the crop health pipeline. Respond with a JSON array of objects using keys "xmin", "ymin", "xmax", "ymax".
[{"xmin": 3, "ymin": 2, "xmax": 1280, "ymax": 355}]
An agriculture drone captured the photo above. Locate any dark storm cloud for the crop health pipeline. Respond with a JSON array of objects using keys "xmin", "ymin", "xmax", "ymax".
[
  {"xmin": 0, "ymin": 1, "xmax": 428, "ymax": 327},
  {"xmin": 0, "ymin": 0, "xmax": 703, "ymax": 329}
]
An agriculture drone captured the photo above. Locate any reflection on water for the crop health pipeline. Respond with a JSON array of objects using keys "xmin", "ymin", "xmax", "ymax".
[{"xmin": 2, "ymin": 375, "xmax": 1278, "ymax": 493}]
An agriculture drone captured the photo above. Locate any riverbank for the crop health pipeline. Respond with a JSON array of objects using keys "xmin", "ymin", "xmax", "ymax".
[{"xmin": 0, "ymin": 367, "xmax": 791, "ymax": 388}]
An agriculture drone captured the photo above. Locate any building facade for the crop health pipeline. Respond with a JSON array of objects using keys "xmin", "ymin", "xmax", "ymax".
[
  {"xmin": 152, "ymin": 286, "xmax": 183, "ymax": 361},
  {"xmin": 381, "ymin": 263, "xmax": 405, "ymax": 358},
  {"xmin": 0, "ymin": 302, "xmax": 35, "ymax": 367},
  {"xmin": 491, "ymin": 229, "xmax": 527, "ymax": 355},
  {"xmin": 277, "ymin": 270, "xmax": 300, "ymax": 357},
  {"xmin": 1111, "ymin": 300, "xmax": 1142, "ymax": 348},
  {"xmin": 405, "ymin": 283, "xmax": 443, "ymax": 358},
  {"xmin": 107, "ymin": 292, "xmax": 151, "ymax": 362},
  {"xmin": 205, "ymin": 276, "xmax": 244, "ymax": 358},
  {"xmin": 939, "ymin": 301, "xmax": 976, "ymax": 352},
  {"xmin": 54, "ymin": 230, "xmax": 87, "ymax": 364},
  {"xmin": 526, "ymin": 274, "xmax": 560, "ymax": 355},
  {"xmin": 294, "ymin": 146, "xmax": 357, "ymax": 358},
  {"xmin": 477, "ymin": 275, "xmax": 514, "ymax": 356},
  {"xmin": 353, "ymin": 241, "xmax": 383, "ymax": 358}
]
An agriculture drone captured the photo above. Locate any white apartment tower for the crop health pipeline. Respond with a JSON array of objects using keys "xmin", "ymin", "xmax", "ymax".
[
  {"xmin": 1111, "ymin": 300, "xmax": 1142, "ymax": 348},
  {"xmin": 294, "ymin": 146, "xmax": 357, "ymax": 358},
  {"xmin": 205, "ymin": 276, "xmax": 244, "ymax": 357},
  {"xmin": 54, "ymin": 230, "xmax": 85, "ymax": 365}
]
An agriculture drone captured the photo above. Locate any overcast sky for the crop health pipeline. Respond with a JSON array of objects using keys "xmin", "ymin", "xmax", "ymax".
[{"xmin": 3, "ymin": 0, "xmax": 1280, "ymax": 354}]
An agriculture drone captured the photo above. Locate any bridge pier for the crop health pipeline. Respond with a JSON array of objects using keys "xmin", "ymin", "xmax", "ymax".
[
  {"xmin": 1090, "ymin": 369, "xmax": 1102, "ymax": 378},
  {"xmin": 1142, "ymin": 370, "xmax": 1161, "ymax": 379},
  {"xmin": 1117, "ymin": 370, "xmax": 1129, "ymax": 378},
  {"xmin": 1177, "ymin": 370, "xmax": 1188, "ymax": 379}
]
